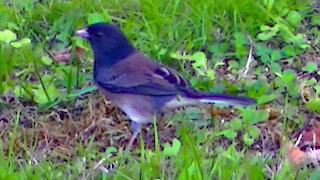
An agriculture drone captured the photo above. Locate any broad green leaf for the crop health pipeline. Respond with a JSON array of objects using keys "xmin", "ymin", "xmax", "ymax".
[
  {"xmin": 162, "ymin": 138, "xmax": 181, "ymax": 156},
  {"xmin": 260, "ymin": 24, "xmax": 272, "ymax": 31},
  {"xmin": 242, "ymin": 107, "xmax": 269, "ymax": 125},
  {"xmin": 208, "ymin": 42, "xmax": 228, "ymax": 57},
  {"xmin": 105, "ymin": 147, "xmax": 117, "ymax": 156},
  {"xmin": 223, "ymin": 129, "xmax": 237, "ymax": 139},
  {"xmin": 282, "ymin": 45, "xmax": 295, "ymax": 56},
  {"xmin": 269, "ymin": 62, "xmax": 282, "ymax": 74},
  {"xmin": 234, "ymin": 32, "xmax": 247, "ymax": 45},
  {"xmin": 235, "ymin": 45, "xmax": 248, "ymax": 59},
  {"xmin": 243, "ymin": 132, "xmax": 254, "ymax": 145},
  {"xmin": 292, "ymin": 34, "xmax": 309, "ymax": 49},
  {"xmin": 311, "ymin": 13, "xmax": 320, "ymax": 25},
  {"xmin": 247, "ymin": 79, "xmax": 269, "ymax": 97},
  {"xmin": 249, "ymin": 126, "xmax": 260, "ymax": 139},
  {"xmin": 271, "ymin": 50, "xmax": 281, "ymax": 61},
  {"xmin": 257, "ymin": 24, "xmax": 279, "ymax": 41},
  {"xmin": 33, "ymin": 83, "xmax": 60, "ymax": 105},
  {"xmin": 302, "ymin": 62, "xmax": 317, "ymax": 72},
  {"xmin": 8, "ymin": 22, "xmax": 19, "ymax": 30},
  {"xmin": 304, "ymin": 78, "xmax": 317, "ymax": 86},
  {"xmin": 88, "ymin": 13, "xmax": 105, "ymax": 24},
  {"xmin": 214, "ymin": 61, "xmax": 225, "ymax": 68},
  {"xmin": 41, "ymin": 56, "xmax": 53, "ymax": 66},
  {"xmin": 10, "ymin": 38, "xmax": 31, "ymax": 48},
  {"xmin": 234, "ymin": 32, "xmax": 248, "ymax": 59},
  {"xmin": 191, "ymin": 51, "xmax": 206, "ymax": 68},
  {"xmin": 281, "ymin": 31, "xmax": 309, "ymax": 49},
  {"xmin": 228, "ymin": 60, "xmax": 239, "ymax": 69},
  {"xmin": 0, "ymin": 29, "xmax": 17, "ymax": 44},
  {"xmin": 256, "ymin": 44, "xmax": 272, "ymax": 56},
  {"xmin": 257, "ymin": 94, "xmax": 275, "ymax": 104},
  {"xmin": 256, "ymin": 44, "xmax": 272, "ymax": 63},
  {"xmin": 158, "ymin": 48, "xmax": 167, "ymax": 56},
  {"xmin": 230, "ymin": 119, "xmax": 242, "ymax": 130},
  {"xmin": 257, "ymin": 31, "xmax": 277, "ymax": 41},
  {"xmin": 279, "ymin": 8, "xmax": 289, "ymax": 17},
  {"xmin": 282, "ymin": 69, "xmax": 296, "ymax": 84},
  {"xmin": 261, "ymin": 54, "xmax": 270, "ymax": 63},
  {"xmin": 206, "ymin": 69, "xmax": 215, "ymax": 80},
  {"xmin": 314, "ymin": 85, "xmax": 320, "ymax": 95},
  {"xmin": 13, "ymin": 86, "xmax": 32, "ymax": 99},
  {"xmin": 196, "ymin": 129, "xmax": 208, "ymax": 144},
  {"xmin": 286, "ymin": 10, "xmax": 302, "ymax": 26},
  {"xmin": 307, "ymin": 98, "xmax": 320, "ymax": 113}
]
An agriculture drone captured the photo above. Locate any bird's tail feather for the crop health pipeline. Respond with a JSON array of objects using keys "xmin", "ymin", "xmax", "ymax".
[
  {"xmin": 164, "ymin": 93, "xmax": 255, "ymax": 110},
  {"xmin": 197, "ymin": 93, "xmax": 256, "ymax": 106}
]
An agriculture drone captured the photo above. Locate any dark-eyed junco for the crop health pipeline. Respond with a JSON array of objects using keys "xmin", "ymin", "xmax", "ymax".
[{"xmin": 76, "ymin": 22, "xmax": 256, "ymax": 150}]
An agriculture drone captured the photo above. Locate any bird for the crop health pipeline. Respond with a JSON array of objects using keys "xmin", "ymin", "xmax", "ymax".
[{"xmin": 75, "ymin": 22, "xmax": 256, "ymax": 150}]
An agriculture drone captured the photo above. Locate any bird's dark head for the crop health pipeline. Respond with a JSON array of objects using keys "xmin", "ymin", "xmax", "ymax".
[{"xmin": 76, "ymin": 22, "xmax": 136, "ymax": 67}]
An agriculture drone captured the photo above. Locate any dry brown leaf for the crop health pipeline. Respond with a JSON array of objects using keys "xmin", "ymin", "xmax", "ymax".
[{"xmin": 51, "ymin": 46, "xmax": 85, "ymax": 62}]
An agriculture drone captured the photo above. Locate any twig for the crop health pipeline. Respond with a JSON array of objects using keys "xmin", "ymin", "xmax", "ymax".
[{"xmin": 242, "ymin": 45, "xmax": 254, "ymax": 76}]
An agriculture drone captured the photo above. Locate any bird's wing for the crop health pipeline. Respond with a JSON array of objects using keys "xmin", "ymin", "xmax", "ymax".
[{"xmin": 95, "ymin": 53, "xmax": 196, "ymax": 96}]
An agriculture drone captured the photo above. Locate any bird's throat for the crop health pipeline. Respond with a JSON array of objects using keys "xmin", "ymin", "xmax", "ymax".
[
  {"xmin": 92, "ymin": 43, "xmax": 136, "ymax": 79},
  {"xmin": 92, "ymin": 43, "xmax": 136, "ymax": 67}
]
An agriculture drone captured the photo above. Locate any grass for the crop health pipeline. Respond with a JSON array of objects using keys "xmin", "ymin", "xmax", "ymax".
[{"xmin": 0, "ymin": 0, "xmax": 320, "ymax": 179}]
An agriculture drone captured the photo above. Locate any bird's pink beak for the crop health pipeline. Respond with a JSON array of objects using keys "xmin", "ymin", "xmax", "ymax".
[{"xmin": 75, "ymin": 28, "xmax": 89, "ymax": 38}]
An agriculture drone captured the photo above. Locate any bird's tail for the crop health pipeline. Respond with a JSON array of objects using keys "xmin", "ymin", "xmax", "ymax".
[
  {"xmin": 164, "ymin": 92, "xmax": 255, "ymax": 110},
  {"xmin": 194, "ymin": 93, "xmax": 256, "ymax": 106}
]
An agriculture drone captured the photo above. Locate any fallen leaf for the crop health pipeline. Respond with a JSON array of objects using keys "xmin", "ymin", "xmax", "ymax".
[
  {"xmin": 51, "ymin": 46, "xmax": 85, "ymax": 62},
  {"xmin": 285, "ymin": 142, "xmax": 305, "ymax": 165}
]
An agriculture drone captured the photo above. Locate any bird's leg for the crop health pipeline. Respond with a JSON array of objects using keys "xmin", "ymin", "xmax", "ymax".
[{"xmin": 126, "ymin": 121, "xmax": 141, "ymax": 151}]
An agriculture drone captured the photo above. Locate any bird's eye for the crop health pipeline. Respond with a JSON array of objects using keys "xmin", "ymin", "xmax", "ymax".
[{"xmin": 96, "ymin": 32, "xmax": 104, "ymax": 37}]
